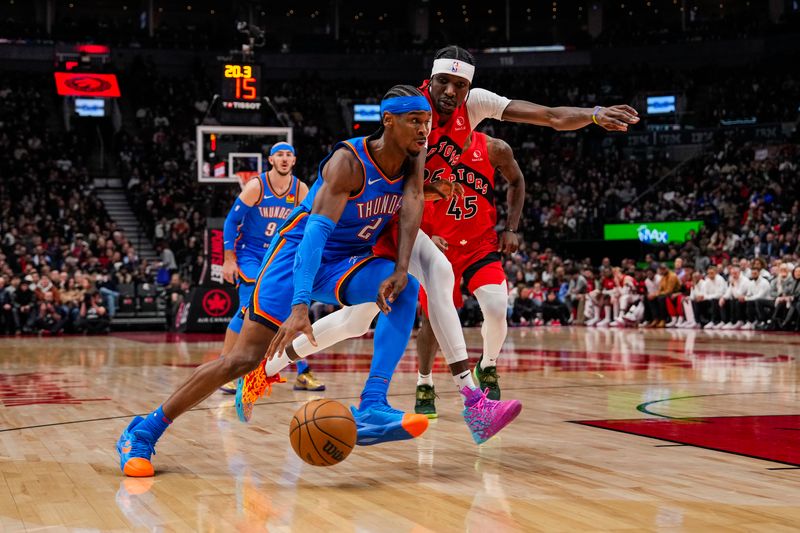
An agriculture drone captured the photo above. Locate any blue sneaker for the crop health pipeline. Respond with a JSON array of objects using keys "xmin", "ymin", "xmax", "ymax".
[
  {"xmin": 350, "ymin": 401, "xmax": 429, "ymax": 446},
  {"xmin": 116, "ymin": 416, "xmax": 156, "ymax": 477}
]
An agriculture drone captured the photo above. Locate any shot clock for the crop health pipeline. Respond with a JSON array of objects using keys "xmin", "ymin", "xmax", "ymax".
[{"xmin": 220, "ymin": 63, "xmax": 262, "ymax": 111}]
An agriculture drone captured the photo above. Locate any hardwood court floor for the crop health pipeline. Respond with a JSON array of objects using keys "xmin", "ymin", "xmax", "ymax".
[{"xmin": 1, "ymin": 327, "xmax": 799, "ymax": 532}]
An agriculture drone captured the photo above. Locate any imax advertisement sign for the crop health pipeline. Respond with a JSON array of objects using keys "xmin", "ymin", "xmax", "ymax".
[{"xmin": 604, "ymin": 221, "xmax": 703, "ymax": 244}]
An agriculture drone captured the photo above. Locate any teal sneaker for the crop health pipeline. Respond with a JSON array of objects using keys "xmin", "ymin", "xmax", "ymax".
[
  {"xmin": 351, "ymin": 401, "xmax": 429, "ymax": 446},
  {"xmin": 414, "ymin": 384, "xmax": 438, "ymax": 419},
  {"xmin": 474, "ymin": 356, "xmax": 500, "ymax": 400},
  {"xmin": 116, "ymin": 416, "xmax": 156, "ymax": 477}
]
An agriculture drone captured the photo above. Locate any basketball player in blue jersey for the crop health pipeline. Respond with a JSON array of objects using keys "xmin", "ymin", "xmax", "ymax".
[
  {"xmin": 116, "ymin": 85, "xmax": 431, "ymax": 477},
  {"xmin": 218, "ymin": 142, "xmax": 325, "ymax": 393}
]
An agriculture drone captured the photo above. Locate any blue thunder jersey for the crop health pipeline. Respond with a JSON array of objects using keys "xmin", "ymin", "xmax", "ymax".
[
  {"xmin": 293, "ymin": 136, "xmax": 406, "ymax": 258},
  {"xmin": 235, "ymin": 173, "xmax": 301, "ymax": 259}
]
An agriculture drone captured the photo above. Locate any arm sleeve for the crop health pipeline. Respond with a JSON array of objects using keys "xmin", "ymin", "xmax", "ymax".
[
  {"xmin": 292, "ymin": 214, "xmax": 336, "ymax": 306},
  {"xmin": 466, "ymin": 88, "xmax": 512, "ymax": 128},
  {"xmin": 223, "ymin": 197, "xmax": 252, "ymax": 251}
]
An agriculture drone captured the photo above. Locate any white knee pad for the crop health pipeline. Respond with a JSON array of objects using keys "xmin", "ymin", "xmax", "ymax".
[
  {"xmin": 474, "ymin": 282, "xmax": 508, "ymax": 322},
  {"xmin": 474, "ymin": 282, "xmax": 508, "ymax": 365}
]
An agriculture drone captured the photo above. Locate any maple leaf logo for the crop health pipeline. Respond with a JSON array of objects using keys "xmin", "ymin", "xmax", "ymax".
[{"xmin": 202, "ymin": 289, "xmax": 232, "ymax": 317}]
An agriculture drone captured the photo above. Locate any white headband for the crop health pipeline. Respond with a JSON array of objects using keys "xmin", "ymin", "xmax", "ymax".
[{"xmin": 430, "ymin": 58, "xmax": 475, "ymax": 83}]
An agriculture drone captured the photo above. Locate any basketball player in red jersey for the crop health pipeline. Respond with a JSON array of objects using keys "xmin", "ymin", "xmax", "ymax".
[
  {"xmin": 261, "ymin": 45, "xmax": 638, "ymax": 433},
  {"xmin": 414, "ymin": 130, "xmax": 523, "ymax": 414},
  {"xmin": 410, "ymin": 44, "xmax": 638, "ymax": 408}
]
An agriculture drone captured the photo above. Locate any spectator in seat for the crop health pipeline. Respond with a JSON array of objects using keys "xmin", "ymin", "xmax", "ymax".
[
  {"xmin": 76, "ymin": 291, "xmax": 110, "ymax": 334},
  {"xmin": 744, "ymin": 265, "xmax": 773, "ymax": 330},
  {"xmin": 164, "ymin": 273, "xmax": 186, "ymax": 331},
  {"xmin": 767, "ymin": 263, "xmax": 796, "ymax": 330},
  {"xmin": 717, "ymin": 265, "xmax": 753, "ymax": 330},
  {"xmin": 778, "ymin": 267, "xmax": 800, "ymax": 331},
  {"xmin": 645, "ymin": 264, "xmax": 680, "ymax": 328},
  {"xmin": 12, "ymin": 277, "xmax": 36, "ymax": 334}
]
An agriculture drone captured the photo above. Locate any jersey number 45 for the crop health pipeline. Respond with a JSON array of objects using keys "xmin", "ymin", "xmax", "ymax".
[{"xmin": 446, "ymin": 196, "xmax": 478, "ymax": 220}]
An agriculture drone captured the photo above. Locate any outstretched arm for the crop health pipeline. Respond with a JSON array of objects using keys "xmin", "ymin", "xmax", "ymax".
[
  {"xmin": 488, "ymin": 138, "xmax": 525, "ymax": 254},
  {"xmin": 502, "ymin": 100, "xmax": 639, "ymax": 132}
]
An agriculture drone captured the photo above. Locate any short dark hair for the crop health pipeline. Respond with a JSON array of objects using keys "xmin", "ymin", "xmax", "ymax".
[
  {"xmin": 434, "ymin": 45, "xmax": 476, "ymax": 67},
  {"xmin": 382, "ymin": 84, "xmax": 424, "ymax": 101}
]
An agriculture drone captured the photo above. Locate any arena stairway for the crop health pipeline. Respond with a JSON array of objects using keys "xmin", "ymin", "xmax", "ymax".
[{"xmin": 96, "ymin": 181, "xmax": 166, "ymax": 330}]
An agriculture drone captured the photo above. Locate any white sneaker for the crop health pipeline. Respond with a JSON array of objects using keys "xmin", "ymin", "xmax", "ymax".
[
  {"xmin": 666, "ymin": 318, "xmax": 678, "ymax": 328},
  {"xmin": 741, "ymin": 322, "xmax": 754, "ymax": 330},
  {"xmin": 596, "ymin": 318, "xmax": 610, "ymax": 328},
  {"xmin": 675, "ymin": 317, "xmax": 686, "ymax": 327},
  {"xmin": 682, "ymin": 320, "xmax": 698, "ymax": 329},
  {"xmin": 585, "ymin": 317, "xmax": 599, "ymax": 327}
]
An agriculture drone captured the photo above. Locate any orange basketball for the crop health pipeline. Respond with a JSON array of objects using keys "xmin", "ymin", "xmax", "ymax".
[{"xmin": 289, "ymin": 399, "xmax": 357, "ymax": 466}]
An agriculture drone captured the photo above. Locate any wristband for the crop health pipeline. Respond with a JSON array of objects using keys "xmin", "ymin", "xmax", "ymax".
[{"xmin": 592, "ymin": 106, "xmax": 603, "ymax": 126}]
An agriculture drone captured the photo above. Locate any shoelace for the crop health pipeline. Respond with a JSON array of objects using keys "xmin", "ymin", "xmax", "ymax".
[
  {"xmin": 131, "ymin": 431, "xmax": 156, "ymax": 457},
  {"xmin": 416, "ymin": 386, "xmax": 437, "ymax": 401},
  {"xmin": 468, "ymin": 389, "xmax": 499, "ymax": 414},
  {"xmin": 479, "ymin": 367, "xmax": 499, "ymax": 384},
  {"xmin": 246, "ymin": 367, "xmax": 286, "ymax": 401}
]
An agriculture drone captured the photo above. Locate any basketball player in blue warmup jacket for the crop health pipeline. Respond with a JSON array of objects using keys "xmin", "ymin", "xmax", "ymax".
[
  {"xmin": 116, "ymin": 85, "xmax": 431, "ymax": 476},
  {"xmin": 219, "ymin": 142, "xmax": 325, "ymax": 393}
]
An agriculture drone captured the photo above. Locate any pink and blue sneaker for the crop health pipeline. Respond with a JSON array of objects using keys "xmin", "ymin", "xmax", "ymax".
[
  {"xmin": 462, "ymin": 387, "xmax": 522, "ymax": 444},
  {"xmin": 116, "ymin": 416, "xmax": 157, "ymax": 477},
  {"xmin": 351, "ymin": 401, "xmax": 429, "ymax": 446}
]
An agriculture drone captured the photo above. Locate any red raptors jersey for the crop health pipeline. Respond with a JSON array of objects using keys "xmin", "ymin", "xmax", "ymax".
[
  {"xmin": 372, "ymin": 82, "xmax": 481, "ymax": 259},
  {"xmin": 421, "ymin": 131, "xmax": 497, "ymax": 249}
]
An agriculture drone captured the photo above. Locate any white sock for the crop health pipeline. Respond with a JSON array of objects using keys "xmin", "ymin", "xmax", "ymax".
[
  {"xmin": 417, "ymin": 372, "xmax": 433, "ymax": 387},
  {"xmin": 454, "ymin": 368, "xmax": 476, "ymax": 391},
  {"xmin": 474, "ymin": 282, "xmax": 508, "ymax": 369}
]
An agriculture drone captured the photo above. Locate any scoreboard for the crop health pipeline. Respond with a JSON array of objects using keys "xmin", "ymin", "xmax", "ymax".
[{"xmin": 220, "ymin": 63, "xmax": 262, "ymax": 111}]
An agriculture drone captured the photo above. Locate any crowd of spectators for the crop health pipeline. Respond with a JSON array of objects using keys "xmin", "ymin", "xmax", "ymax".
[
  {"xmin": 2, "ymin": 52, "xmax": 799, "ymax": 335},
  {"xmin": 0, "ymin": 73, "xmax": 157, "ymax": 334},
  {"xmin": 503, "ymin": 253, "xmax": 800, "ymax": 332}
]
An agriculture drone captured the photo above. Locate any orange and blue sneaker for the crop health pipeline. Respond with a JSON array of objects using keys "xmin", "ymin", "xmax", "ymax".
[
  {"xmin": 350, "ymin": 400, "xmax": 429, "ymax": 446},
  {"xmin": 116, "ymin": 416, "xmax": 156, "ymax": 477},
  {"xmin": 235, "ymin": 361, "xmax": 285, "ymax": 423},
  {"xmin": 461, "ymin": 387, "xmax": 522, "ymax": 445}
]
